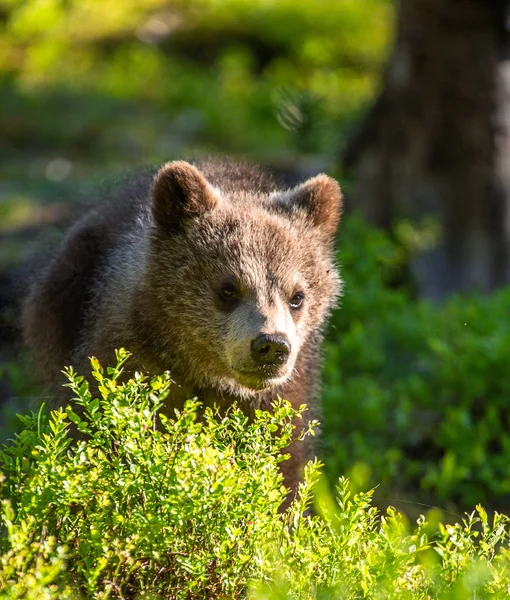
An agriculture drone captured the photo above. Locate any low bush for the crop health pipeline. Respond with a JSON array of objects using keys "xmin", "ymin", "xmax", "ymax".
[
  {"xmin": 1, "ymin": 352, "xmax": 510, "ymax": 599},
  {"xmin": 324, "ymin": 217, "xmax": 510, "ymax": 511}
]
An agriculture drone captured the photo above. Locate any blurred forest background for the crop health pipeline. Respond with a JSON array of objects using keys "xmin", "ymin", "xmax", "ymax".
[{"xmin": 1, "ymin": 0, "xmax": 510, "ymax": 518}]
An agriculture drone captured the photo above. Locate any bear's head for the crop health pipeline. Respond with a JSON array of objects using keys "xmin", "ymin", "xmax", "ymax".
[{"xmin": 143, "ymin": 160, "xmax": 342, "ymax": 398}]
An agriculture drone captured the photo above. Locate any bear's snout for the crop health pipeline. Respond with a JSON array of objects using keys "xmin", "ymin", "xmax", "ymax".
[{"xmin": 251, "ymin": 333, "xmax": 290, "ymax": 366}]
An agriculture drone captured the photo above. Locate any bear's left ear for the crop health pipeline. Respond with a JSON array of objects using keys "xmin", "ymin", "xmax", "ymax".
[{"xmin": 276, "ymin": 174, "xmax": 342, "ymax": 237}]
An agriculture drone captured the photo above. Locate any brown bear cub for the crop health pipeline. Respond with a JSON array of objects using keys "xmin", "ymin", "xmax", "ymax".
[{"xmin": 22, "ymin": 160, "xmax": 342, "ymax": 491}]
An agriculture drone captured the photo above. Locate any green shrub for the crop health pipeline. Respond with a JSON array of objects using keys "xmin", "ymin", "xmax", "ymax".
[
  {"xmin": 324, "ymin": 216, "xmax": 510, "ymax": 511},
  {"xmin": 1, "ymin": 352, "xmax": 510, "ymax": 599}
]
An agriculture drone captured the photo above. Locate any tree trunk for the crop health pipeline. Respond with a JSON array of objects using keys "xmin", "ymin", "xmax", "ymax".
[{"xmin": 343, "ymin": 0, "xmax": 510, "ymax": 299}]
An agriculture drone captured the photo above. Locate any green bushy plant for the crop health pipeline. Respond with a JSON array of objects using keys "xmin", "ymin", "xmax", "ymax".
[
  {"xmin": 1, "ymin": 352, "xmax": 510, "ymax": 599},
  {"xmin": 0, "ymin": 350, "xmax": 306, "ymax": 598},
  {"xmin": 324, "ymin": 216, "xmax": 510, "ymax": 511}
]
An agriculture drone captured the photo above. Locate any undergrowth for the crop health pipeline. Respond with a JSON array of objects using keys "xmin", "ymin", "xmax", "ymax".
[{"xmin": 1, "ymin": 350, "xmax": 510, "ymax": 599}]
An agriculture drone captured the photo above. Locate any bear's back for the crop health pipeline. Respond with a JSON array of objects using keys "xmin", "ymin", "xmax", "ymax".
[{"xmin": 21, "ymin": 170, "xmax": 156, "ymax": 390}]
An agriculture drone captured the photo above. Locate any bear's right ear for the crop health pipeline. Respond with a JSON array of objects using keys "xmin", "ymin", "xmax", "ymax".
[{"xmin": 152, "ymin": 161, "xmax": 219, "ymax": 231}]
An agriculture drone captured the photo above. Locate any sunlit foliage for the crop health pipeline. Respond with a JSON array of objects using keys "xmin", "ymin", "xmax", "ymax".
[{"xmin": 1, "ymin": 352, "xmax": 510, "ymax": 599}]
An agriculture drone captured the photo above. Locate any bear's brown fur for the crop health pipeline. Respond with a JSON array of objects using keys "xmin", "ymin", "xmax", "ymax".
[{"xmin": 22, "ymin": 160, "xmax": 342, "ymax": 491}]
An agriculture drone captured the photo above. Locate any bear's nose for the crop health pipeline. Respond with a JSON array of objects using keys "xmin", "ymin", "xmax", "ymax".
[{"xmin": 251, "ymin": 333, "xmax": 290, "ymax": 365}]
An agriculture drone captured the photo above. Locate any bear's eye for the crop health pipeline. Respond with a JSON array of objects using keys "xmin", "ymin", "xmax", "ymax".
[
  {"xmin": 218, "ymin": 282, "xmax": 240, "ymax": 304},
  {"xmin": 289, "ymin": 292, "xmax": 304, "ymax": 310}
]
